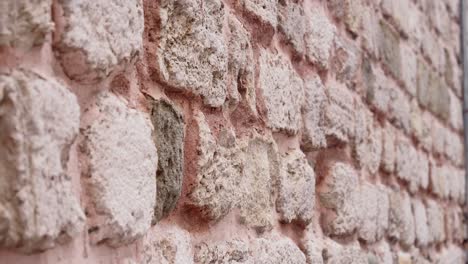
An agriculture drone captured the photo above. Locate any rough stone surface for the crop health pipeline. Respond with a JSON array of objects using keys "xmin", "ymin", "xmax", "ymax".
[
  {"xmin": 322, "ymin": 239, "xmax": 366, "ymax": 264},
  {"xmin": 328, "ymin": 0, "xmax": 363, "ymax": 34},
  {"xmin": 301, "ymin": 75, "xmax": 328, "ymax": 150},
  {"xmin": 0, "ymin": 70, "xmax": 84, "ymax": 252},
  {"xmin": 411, "ymin": 199, "xmax": 430, "ymax": 247},
  {"xmin": 80, "ymin": 92, "xmax": 157, "ymax": 246},
  {"xmin": 445, "ymin": 206, "xmax": 464, "ymax": 243},
  {"xmin": 258, "ymin": 50, "xmax": 304, "ymax": 134},
  {"xmin": 195, "ymin": 239, "xmax": 252, "ymax": 264},
  {"xmin": 434, "ymin": 245, "xmax": 465, "ymax": 264},
  {"xmin": 388, "ymin": 190, "xmax": 415, "ymax": 248},
  {"xmin": 252, "ymin": 236, "xmax": 306, "ymax": 264},
  {"xmin": 331, "ymin": 37, "xmax": 360, "ymax": 84},
  {"xmin": 189, "ymin": 112, "xmax": 244, "ymax": 221},
  {"xmin": 237, "ymin": 0, "xmax": 278, "ymax": 29},
  {"xmin": 381, "ymin": 122, "xmax": 396, "ymax": 173},
  {"xmin": 426, "ymin": 199, "xmax": 445, "ymax": 243},
  {"xmin": 143, "ymin": 225, "xmax": 193, "ymax": 264},
  {"xmin": 56, "ymin": 0, "xmax": 144, "ymax": 83},
  {"xmin": 378, "ymin": 20, "xmax": 401, "ymax": 77},
  {"xmin": 396, "ymin": 136, "xmax": 429, "ymax": 192},
  {"xmin": 302, "ymin": 230, "xmax": 324, "ymax": 264},
  {"xmin": 150, "ymin": 99, "xmax": 185, "ymax": 223},
  {"xmin": 0, "ymin": 0, "xmax": 53, "ymax": 49},
  {"xmin": 305, "ymin": 7, "xmax": 336, "ymax": 69},
  {"xmin": 227, "ymin": 15, "xmax": 256, "ymax": 113},
  {"xmin": 318, "ymin": 162, "xmax": 360, "ymax": 236},
  {"xmin": 277, "ymin": 149, "xmax": 315, "ymax": 224},
  {"xmin": 155, "ymin": 0, "xmax": 227, "ymax": 107},
  {"xmin": 358, "ymin": 184, "xmax": 389, "ymax": 243},
  {"xmin": 278, "ymin": 1, "xmax": 306, "ymax": 55}
]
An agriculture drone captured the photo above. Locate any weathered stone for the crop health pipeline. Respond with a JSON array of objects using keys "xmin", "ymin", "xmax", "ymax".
[
  {"xmin": 322, "ymin": 239, "xmax": 366, "ymax": 264},
  {"xmin": 362, "ymin": 6, "xmax": 380, "ymax": 58},
  {"xmin": 447, "ymin": 167, "xmax": 465, "ymax": 203},
  {"xmin": 417, "ymin": 59, "xmax": 432, "ymax": 108},
  {"xmin": 278, "ymin": 1, "xmax": 306, "ymax": 55},
  {"xmin": 56, "ymin": 0, "xmax": 144, "ymax": 83},
  {"xmin": 302, "ymin": 230, "xmax": 324, "ymax": 264},
  {"xmin": 252, "ymin": 236, "xmax": 306, "ymax": 264},
  {"xmin": 400, "ymin": 44, "xmax": 417, "ymax": 96},
  {"xmin": 80, "ymin": 92, "xmax": 157, "ymax": 246},
  {"xmin": 448, "ymin": 90, "xmax": 463, "ymax": 131},
  {"xmin": 430, "ymin": 163, "xmax": 450, "ymax": 199},
  {"xmin": 143, "ymin": 225, "xmax": 193, "ymax": 264},
  {"xmin": 381, "ymin": 0, "xmax": 412, "ymax": 36},
  {"xmin": 388, "ymin": 85, "xmax": 411, "ymax": 134},
  {"xmin": 0, "ymin": 70, "xmax": 84, "ymax": 252},
  {"xmin": 331, "ymin": 37, "xmax": 360, "ymax": 84},
  {"xmin": 412, "ymin": 199, "xmax": 430, "ymax": 247},
  {"xmin": 239, "ymin": 134, "xmax": 280, "ymax": 232},
  {"xmin": 358, "ymin": 183, "xmax": 389, "ymax": 243},
  {"xmin": 434, "ymin": 245, "xmax": 466, "ymax": 264},
  {"xmin": 378, "ymin": 20, "xmax": 401, "ymax": 77},
  {"xmin": 354, "ymin": 103, "xmax": 382, "ymax": 174},
  {"xmin": 444, "ymin": 130, "xmax": 464, "ymax": 167},
  {"xmin": 236, "ymin": 0, "xmax": 278, "ymax": 30},
  {"xmin": 381, "ymin": 122, "xmax": 396, "ymax": 173},
  {"xmin": 396, "ymin": 136, "xmax": 428, "ymax": 192},
  {"xmin": 189, "ymin": 112, "xmax": 244, "ymax": 221},
  {"xmin": 445, "ymin": 206, "xmax": 464, "ymax": 243},
  {"xmin": 305, "ymin": 7, "xmax": 336, "ymax": 69},
  {"xmin": 363, "ymin": 59, "xmax": 392, "ymax": 114},
  {"xmin": 371, "ymin": 242, "xmax": 394, "ymax": 264},
  {"xmin": 227, "ymin": 15, "xmax": 256, "ymax": 113},
  {"xmin": 195, "ymin": 239, "xmax": 252, "ymax": 264},
  {"xmin": 155, "ymin": 0, "xmax": 227, "ymax": 107},
  {"xmin": 328, "ymin": 0, "xmax": 363, "ymax": 34},
  {"xmin": 410, "ymin": 102, "xmax": 432, "ymax": 150},
  {"xmin": 431, "ymin": 119, "xmax": 446, "ymax": 156},
  {"xmin": 318, "ymin": 162, "xmax": 360, "ymax": 236},
  {"xmin": 258, "ymin": 50, "xmax": 304, "ymax": 134},
  {"xmin": 277, "ymin": 149, "xmax": 315, "ymax": 224},
  {"xmin": 426, "ymin": 200, "xmax": 445, "ymax": 243},
  {"xmin": 301, "ymin": 75, "xmax": 327, "ymax": 150},
  {"xmin": 322, "ymin": 81, "xmax": 355, "ymax": 144},
  {"xmin": 150, "ymin": 99, "xmax": 185, "ymax": 223},
  {"xmin": 388, "ymin": 190, "xmax": 415, "ymax": 248},
  {"xmin": 0, "ymin": 0, "xmax": 53, "ymax": 49}
]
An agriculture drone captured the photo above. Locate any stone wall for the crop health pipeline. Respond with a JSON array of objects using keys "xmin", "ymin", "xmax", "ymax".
[{"xmin": 0, "ymin": 0, "xmax": 465, "ymax": 263}]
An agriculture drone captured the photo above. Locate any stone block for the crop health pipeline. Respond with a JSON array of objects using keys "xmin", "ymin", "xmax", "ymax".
[
  {"xmin": 236, "ymin": 0, "xmax": 278, "ymax": 31},
  {"xmin": 358, "ymin": 183, "xmax": 389, "ymax": 243},
  {"xmin": 252, "ymin": 236, "xmax": 306, "ymax": 264},
  {"xmin": 195, "ymin": 239, "xmax": 251, "ymax": 264},
  {"xmin": 363, "ymin": 59, "xmax": 391, "ymax": 114},
  {"xmin": 381, "ymin": 122, "xmax": 396, "ymax": 173},
  {"xmin": 278, "ymin": 1, "xmax": 306, "ymax": 55},
  {"xmin": 322, "ymin": 239, "xmax": 366, "ymax": 264},
  {"xmin": 412, "ymin": 199, "xmax": 430, "ymax": 247},
  {"xmin": 388, "ymin": 190, "xmax": 415, "ymax": 248},
  {"xmin": 143, "ymin": 225, "xmax": 193, "ymax": 264},
  {"xmin": 328, "ymin": 0, "xmax": 363, "ymax": 34},
  {"xmin": 426, "ymin": 200, "xmax": 445, "ymax": 243},
  {"xmin": 80, "ymin": 92, "xmax": 157, "ymax": 246},
  {"xmin": 305, "ymin": 7, "xmax": 336, "ymax": 69},
  {"xmin": 400, "ymin": 44, "xmax": 417, "ymax": 96},
  {"xmin": 396, "ymin": 136, "xmax": 429, "ymax": 192},
  {"xmin": 331, "ymin": 37, "xmax": 360, "ymax": 84},
  {"xmin": 378, "ymin": 20, "xmax": 401, "ymax": 77}
]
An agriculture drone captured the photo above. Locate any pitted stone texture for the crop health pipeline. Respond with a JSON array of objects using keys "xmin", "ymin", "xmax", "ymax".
[
  {"xmin": 448, "ymin": 90, "xmax": 463, "ymax": 131},
  {"xmin": 388, "ymin": 86, "xmax": 411, "ymax": 134},
  {"xmin": 444, "ymin": 130, "xmax": 464, "ymax": 167},
  {"xmin": 302, "ymin": 230, "xmax": 324, "ymax": 264},
  {"xmin": 410, "ymin": 104, "xmax": 432, "ymax": 151},
  {"xmin": 411, "ymin": 199, "xmax": 430, "ymax": 247},
  {"xmin": 80, "ymin": 92, "xmax": 157, "ymax": 246},
  {"xmin": 277, "ymin": 149, "xmax": 315, "ymax": 224},
  {"xmin": 358, "ymin": 184, "xmax": 389, "ymax": 243},
  {"xmin": 445, "ymin": 206, "xmax": 464, "ymax": 243},
  {"xmin": 426, "ymin": 200, "xmax": 445, "ymax": 243},
  {"xmin": 434, "ymin": 245, "xmax": 466, "ymax": 264},
  {"xmin": 239, "ymin": 134, "xmax": 280, "ymax": 232},
  {"xmin": 258, "ymin": 50, "xmax": 304, "ymax": 134},
  {"xmin": 400, "ymin": 44, "xmax": 417, "ymax": 97},
  {"xmin": 381, "ymin": 0, "xmax": 412, "ymax": 36},
  {"xmin": 301, "ymin": 75, "xmax": 327, "ymax": 150},
  {"xmin": 322, "ymin": 239, "xmax": 366, "ymax": 264},
  {"xmin": 56, "ymin": 0, "xmax": 144, "ymax": 83},
  {"xmin": 252, "ymin": 236, "xmax": 306, "ymax": 264},
  {"xmin": 370, "ymin": 242, "xmax": 394, "ymax": 264},
  {"xmin": 381, "ymin": 122, "xmax": 396, "ymax": 173},
  {"xmin": 189, "ymin": 113, "xmax": 244, "ymax": 221},
  {"xmin": 227, "ymin": 15, "xmax": 256, "ymax": 113},
  {"xmin": 322, "ymin": 81, "xmax": 355, "ymax": 145},
  {"xmin": 327, "ymin": 0, "xmax": 363, "ymax": 34},
  {"xmin": 0, "ymin": 0, "xmax": 53, "ymax": 49},
  {"xmin": 305, "ymin": 7, "xmax": 336, "ymax": 69},
  {"xmin": 354, "ymin": 103, "xmax": 382, "ymax": 174},
  {"xmin": 143, "ymin": 225, "xmax": 193, "ymax": 264},
  {"xmin": 363, "ymin": 59, "xmax": 392, "ymax": 114},
  {"xmin": 237, "ymin": 0, "xmax": 278, "ymax": 30},
  {"xmin": 396, "ymin": 137, "xmax": 429, "ymax": 192},
  {"xmin": 278, "ymin": 1, "xmax": 306, "ymax": 55},
  {"xmin": 318, "ymin": 162, "xmax": 360, "ymax": 236},
  {"xmin": 0, "ymin": 70, "xmax": 84, "ymax": 253},
  {"xmin": 331, "ymin": 37, "xmax": 360, "ymax": 84},
  {"xmin": 156, "ymin": 0, "xmax": 227, "ymax": 107},
  {"xmin": 430, "ymin": 163, "xmax": 451, "ymax": 199},
  {"xmin": 362, "ymin": 6, "xmax": 380, "ymax": 58},
  {"xmin": 388, "ymin": 190, "xmax": 415, "ymax": 248},
  {"xmin": 378, "ymin": 20, "xmax": 401, "ymax": 77},
  {"xmin": 150, "ymin": 99, "xmax": 185, "ymax": 223},
  {"xmin": 195, "ymin": 239, "xmax": 252, "ymax": 264}
]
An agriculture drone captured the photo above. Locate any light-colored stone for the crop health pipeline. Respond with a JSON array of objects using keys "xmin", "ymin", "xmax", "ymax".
[
  {"xmin": 318, "ymin": 162, "xmax": 360, "ymax": 236},
  {"xmin": 143, "ymin": 225, "xmax": 193, "ymax": 264},
  {"xmin": 426, "ymin": 200, "xmax": 445, "ymax": 243},
  {"xmin": 358, "ymin": 184, "xmax": 389, "ymax": 243},
  {"xmin": 239, "ymin": 134, "xmax": 280, "ymax": 233},
  {"xmin": 445, "ymin": 206, "xmax": 464, "ymax": 243},
  {"xmin": 400, "ymin": 44, "xmax": 417, "ymax": 96},
  {"xmin": 354, "ymin": 103, "xmax": 382, "ymax": 174},
  {"xmin": 237, "ymin": 0, "xmax": 278, "ymax": 29},
  {"xmin": 278, "ymin": 1, "xmax": 306, "ymax": 55},
  {"xmin": 305, "ymin": 7, "xmax": 336, "ymax": 69},
  {"xmin": 0, "ymin": 70, "xmax": 84, "ymax": 252},
  {"xmin": 410, "ymin": 103, "xmax": 432, "ymax": 151},
  {"xmin": 434, "ymin": 245, "xmax": 466, "ymax": 264},
  {"xmin": 381, "ymin": 122, "xmax": 396, "ymax": 173},
  {"xmin": 252, "ymin": 236, "xmax": 306, "ymax": 264},
  {"xmin": 227, "ymin": 15, "xmax": 256, "ymax": 113},
  {"xmin": 80, "ymin": 92, "xmax": 157, "ymax": 246},
  {"xmin": 388, "ymin": 190, "xmax": 415, "ymax": 248},
  {"xmin": 412, "ymin": 199, "xmax": 430, "ymax": 247},
  {"xmin": 430, "ymin": 163, "xmax": 450, "ymax": 199},
  {"xmin": 327, "ymin": 0, "xmax": 363, "ymax": 34},
  {"xmin": 56, "ymin": 0, "xmax": 144, "ymax": 83},
  {"xmin": 277, "ymin": 149, "xmax": 315, "ymax": 224},
  {"xmin": 322, "ymin": 239, "xmax": 366, "ymax": 264},
  {"xmin": 189, "ymin": 112, "xmax": 244, "ymax": 221},
  {"xmin": 444, "ymin": 130, "xmax": 464, "ymax": 167},
  {"xmin": 195, "ymin": 239, "xmax": 252, "ymax": 264},
  {"xmin": 396, "ymin": 136, "xmax": 428, "ymax": 192},
  {"xmin": 362, "ymin": 6, "xmax": 380, "ymax": 58},
  {"xmin": 150, "ymin": 99, "xmax": 185, "ymax": 223},
  {"xmin": 331, "ymin": 37, "xmax": 360, "ymax": 84},
  {"xmin": 371, "ymin": 242, "xmax": 394, "ymax": 264},
  {"xmin": 388, "ymin": 86, "xmax": 411, "ymax": 134},
  {"xmin": 363, "ymin": 59, "xmax": 392, "ymax": 114},
  {"xmin": 378, "ymin": 20, "xmax": 401, "ymax": 77},
  {"xmin": 258, "ymin": 50, "xmax": 304, "ymax": 134},
  {"xmin": 381, "ymin": 0, "xmax": 412, "ymax": 36},
  {"xmin": 301, "ymin": 75, "xmax": 327, "ymax": 150},
  {"xmin": 448, "ymin": 89, "xmax": 463, "ymax": 131},
  {"xmin": 302, "ymin": 230, "xmax": 324, "ymax": 264},
  {"xmin": 155, "ymin": 0, "xmax": 227, "ymax": 107},
  {"xmin": 0, "ymin": 0, "xmax": 53, "ymax": 49}
]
